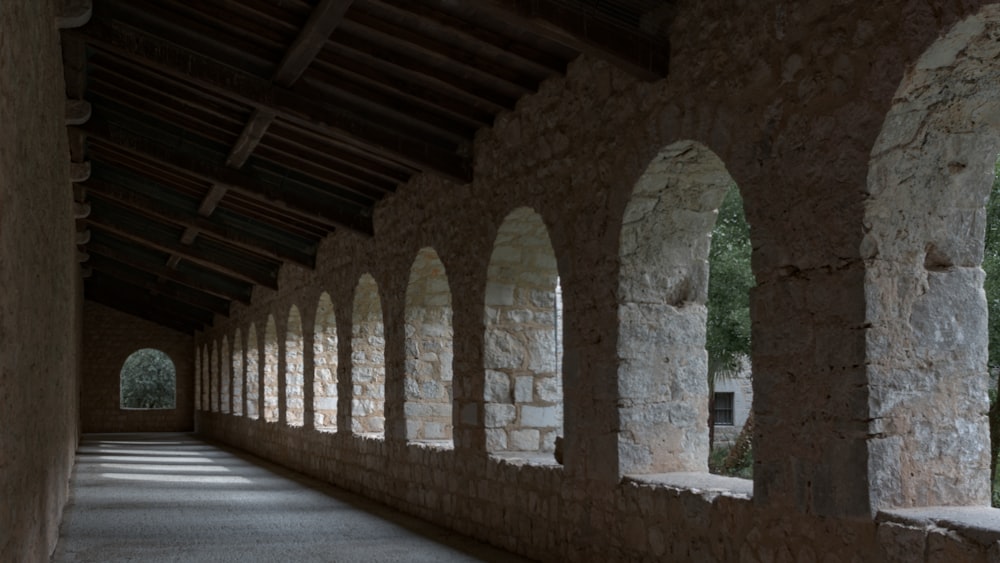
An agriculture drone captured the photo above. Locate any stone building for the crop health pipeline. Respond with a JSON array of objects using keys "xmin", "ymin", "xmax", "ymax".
[{"xmin": 5, "ymin": 0, "xmax": 1000, "ymax": 560}]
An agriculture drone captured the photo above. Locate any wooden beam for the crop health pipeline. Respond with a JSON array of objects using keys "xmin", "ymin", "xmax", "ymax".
[
  {"xmin": 274, "ymin": 0, "xmax": 355, "ymax": 87},
  {"xmin": 439, "ymin": 0, "xmax": 669, "ymax": 81},
  {"xmin": 198, "ymin": 183, "xmax": 230, "ymax": 216},
  {"xmin": 74, "ymin": 18, "xmax": 472, "ymax": 183},
  {"xmin": 226, "ymin": 109, "xmax": 276, "ymax": 169},
  {"xmin": 88, "ymin": 212, "xmax": 279, "ymax": 289},
  {"xmin": 87, "ymin": 240, "xmax": 252, "ymax": 304},
  {"xmin": 83, "ymin": 179, "xmax": 316, "ymax": 267},
  {"xmin": 82, "ymin": 119, "xmax": 374, "ymax": 235}
]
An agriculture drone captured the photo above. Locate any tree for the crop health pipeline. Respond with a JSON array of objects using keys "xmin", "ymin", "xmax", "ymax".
[
  {"xmin": 706, "ymin": 184, "xmax": 753, "ymax": 460},
  {"xmin": 985, "ymin": 160, "xmax": 1000, "ymax": 503},
  {"xmin": 120, "ymin": 348, "xmax": 176, "ymax": 409}
]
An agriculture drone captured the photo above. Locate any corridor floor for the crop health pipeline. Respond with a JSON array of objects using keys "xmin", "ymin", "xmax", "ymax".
[{"xmin": 52, "ymin": 433, "xmax": 531, "ymax": 562}]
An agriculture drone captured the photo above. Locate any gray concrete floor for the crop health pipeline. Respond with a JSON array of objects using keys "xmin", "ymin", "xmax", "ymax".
[{"xmin": 52, "ymin": 433, "xmax": 532, "ymax": 562}]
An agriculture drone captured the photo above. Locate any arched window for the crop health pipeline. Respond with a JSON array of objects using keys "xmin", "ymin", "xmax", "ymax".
[
  {"xmin": 232, "ymin": 328, "xmax": 244, "ymax": 416},
  {"xmin": 351, "ymin": 274, "xmax": 385, "ymax": 437},
  {"xmin": 220, "ymin": 337, "xmax": 230, "ymax": 414},
  {"xmin": 286, "ymin": 305, "xmax": 305, "ymax": 427},
  {"xmin": 120, "ymin": 348, "xmax": 176, "ymax": 409},
  {"xmin": 210, "ymin": 341, "xmax": 219, "ymax": 413},
  {"xmin": 263, "ymin": 315, "xmax": 279, "ymax": 422},
  {"xmin": 404, "ymin": 247, "xmax": 454, "ymax": 445},
  {"xmin": 617, "ymin": 140, "xmax": 736, "ymax": 475},
  {"xmin": 862, "ymin": 13, "xmax": 1000, "ymax": 510},
  {"xmin": 246, "ymin": 324, "xmax": 260, "ymax": 420},
  {"xmin": 483, "ymin": 207, "xmax": 563, "ymax": 455},
  {"xmin": 314, "ymin": 292, "xmax": 338, "ymax": 432}
]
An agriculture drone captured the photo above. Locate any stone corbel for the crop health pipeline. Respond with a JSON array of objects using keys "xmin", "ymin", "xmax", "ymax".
[
  {"xmin": 57, "ymin": 0, "xmax": 92, "ymax": 29},
  {"xmin": 69, "ymin": 161, "xmax": 90, "ymax": 183},
  {"xmin": 65, "ymin": 99, "xmax": 91, "ymax": 126}
]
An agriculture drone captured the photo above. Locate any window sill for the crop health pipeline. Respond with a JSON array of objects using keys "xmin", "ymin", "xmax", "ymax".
[
  {"xmin": 877, "ymin": 506, "xmax": 1000, "ymax": 545},
  {"xmin": 490, "ymin": 450, "xmax": 562, "ymax": 468},
  {"xmin": 623, "ymin": 472, "xmax": 753, "ymax": 499}
]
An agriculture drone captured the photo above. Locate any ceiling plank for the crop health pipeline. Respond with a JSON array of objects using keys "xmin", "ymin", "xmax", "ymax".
[
  {"xmin": 81, "ymin": 119, "xmax": 375, "ymax": 235},
  {"xmin": 86, "ymin": 279, "xmax": 212, "ymax": 330},
  {"xmin": 89, "ymin": 254, "xmax": 231, "ymax": 316},
  {"xmin": 86, "ymin": 289, "xmax": 201, "ymax": 333},
  {"xmin": 87, "ymin": 240, "xmax": 253, "ymax": 304},
  {"xmin": 73, "ymin": 18, "xmax": 472, "ymax": 184},
  {"xmin": 87, "ymin": 210, "xmax": 279, "ymax": 289}
]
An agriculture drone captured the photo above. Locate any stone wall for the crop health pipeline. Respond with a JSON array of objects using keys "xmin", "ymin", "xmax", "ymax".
[
  {"xmin": 192, "ymin": 1, "xmax": 1000, "ymax": 560},
  {"xmin": 0, "ymin": 1, "xmax": 82, "ymax": 559},
  {"xmin": 81, "ymin": 302, "xmax": 194, "ymax": 433},
  {"xmin": 314, "ymin": 293, "xmax": 338, "ymax": 431}
]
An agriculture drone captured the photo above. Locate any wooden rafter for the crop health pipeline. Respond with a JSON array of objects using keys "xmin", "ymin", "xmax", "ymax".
[{"xmin": 72, "ymin": 18, "xmax": 473, "ymax": 184}]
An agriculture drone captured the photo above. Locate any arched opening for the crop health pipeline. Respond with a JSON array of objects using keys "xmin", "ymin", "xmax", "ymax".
[
  {"xmin": 616, "ymin": 140, "xmax": 737, "ymax": 475},
  {"xmin": 263, "ymin": 315, "xmax": 279, "ymax": 422},
  {"xmin": 246, "ymin": 324, "xmax": 260, "ymax": 420},
  {"xmin": 313, "ymin": 292, "xmax": 338, "ymax": 432},
  {"xmin": 351, "ymin": 273, "xmax": 386, "ymax": 437},
  {"xmin": 210, "ymin": 341, "xmax": 219, "ymax": 413},
  {"xmin": 286, "ymin": 305, "xmax": 305, "ymax": 427},
  {"xmin": 194, "ymin": 346, "xmax": 202, "ymax": 411},
  {"xmin": 404, "ymin": 247, "xmax": 454, "ymax": 445},
  {"xmin": 120, "ymin": 348, "xmax": 176, "ymax": 409},
  {"xmin": 863, "ymin": 10, "xmax": 1000, "ymax": 510},
  {"xmin": 220, "ymin": 337, "xmax": 230, "ymax": 414},
  {"xmin": 201, "ymin": 345, "xmax": 209, "ymax": 411},
  {"xmin": 232, "ymin": 328, "xmax": 244, "ymax": 416},
  {"xmin": 483, "ymin": 207, "xmax": 563, "ymax": 457}
]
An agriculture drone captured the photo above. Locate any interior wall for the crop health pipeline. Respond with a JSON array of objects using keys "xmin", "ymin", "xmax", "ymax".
[
  {"xmin": 0, "ymin": 0, "xmax": 81, "ymax": 560},
  {"xmin": 80, "ymin": 302, "xmax": 194, "ymax": 432}
]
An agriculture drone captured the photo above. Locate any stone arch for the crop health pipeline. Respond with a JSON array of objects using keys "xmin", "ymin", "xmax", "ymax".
[
  {"xmin": 246, "ymin": 323, "xmax": 260, "ymax": 420},
  {"xmin": 862, "ymin": 9, "xmax": 1000, "ymax": 510},
  {"xmin": 194, "ymin": 345, "xmax": 202, "ymax": 411},
  {"xmin": 286, "ymin": 305, "xmax": 305, "ymax": 427},
  {"xmin": 119, "ymin": 348, "xmax": 176, "ymax": 409},
  {"xmin": 263, "ymin": 315, "xmax": 279, "ymax": 422},
  {"xmin": 484, "ymin": 207, "xmax": 563, "ymax": 455},
  {"xmin": 232, "ymin": 328, "xmax": 244, "ymax": 417},
  {"xmin": 220, "ymin": 336, "xmax": 230, "ymax": 414},
  {"xmin": 351, "ymin": 273, "xmax": 386, "ymax": 437},
  {"xmin": 617, "ymin": 140, "xmax": 736, "ymax": 475},
  {"xmin": 404, "ymin": 247, "xmax": 454, "ymax": 445},
  {"xmin": 313, "ymin": 292, "xmax": 338, "ymax": 432},
  {"xmin": 210, "ymin": 340, "xmax": 219, "ymax": 413}
]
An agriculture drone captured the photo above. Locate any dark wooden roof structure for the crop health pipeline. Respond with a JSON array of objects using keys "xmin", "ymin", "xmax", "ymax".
[{"xmin": 62, "ymin": 0, "xmax": 670, "ymax": 333}]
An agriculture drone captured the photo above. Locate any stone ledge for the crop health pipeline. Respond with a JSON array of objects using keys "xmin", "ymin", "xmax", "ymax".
[
  {"xmin": 623, "ymin": 472, "xmax": 753, "ymax": 499},
  {"xmin": 489, "ymin": 450, "xmax": 562, "ymax": 468},
  {"xmin": 877, "ymin": 506, "xmax": 1000, "ymax": 546}
]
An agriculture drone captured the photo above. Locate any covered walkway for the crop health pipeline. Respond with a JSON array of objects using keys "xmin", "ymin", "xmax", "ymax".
[{"xmin": 52, "ymin": 434, "xmax": 529, "ymax": 562}]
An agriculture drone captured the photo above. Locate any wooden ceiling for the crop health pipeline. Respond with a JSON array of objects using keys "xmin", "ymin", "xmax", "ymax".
[{"xmin": 62, "ymin": 0, "xmax": 670, "ymax": 333}]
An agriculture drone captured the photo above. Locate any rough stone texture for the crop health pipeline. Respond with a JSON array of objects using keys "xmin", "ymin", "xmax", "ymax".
[
  {"xmin": 220, "ymin": 337, "xmax": 230, "ymax": 414},
  {"xmin": 81, "ymin": 302, "xmax": 194, "ymax": 433},
  {"xmin": 352, "ymin": 274, "xmax": 387, "ymax": 436},
  {"xmin": 484, "ymin": 208, "xmax": 563, "ymax": 453},
  {"xmin": 245, "ymin": 324, "xmax": 260, "ymax": 420},
  {"xmin": 0, "ymin": 1, "xmax": 81, "ymax": 559},
  {"xmin": 863, "ymin": 7, "xmax": 1000, "ymax": 512},
  {"xmin": 314, "ymin": 293, "xmax": 339, "ymax": 431},
  {"xmin": 263, "ymin": 315, "xmax": 279, "ymax": 423},
  {"xmin": 404, "ymin": 247, "xmax": 455, "ymax": 443},
  {"xmin": 286, "ymin": 306, "xmax": 305, "ymax": 427},
  {"xmin": 167, "ymin": 2, "xmax": 1000, "ymax": 560},
  {"xmin": 232, "ymin": 328, "xmax": 244, "ymax": 417}
]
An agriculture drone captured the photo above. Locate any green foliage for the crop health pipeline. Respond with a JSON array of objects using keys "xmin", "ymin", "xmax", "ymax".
[
  {"xmin": 708, "ymin": 444, "xmax": 753, "ymax": 479},
  {"xmin": 986, "ymin": 160, "xmax": 1000, "ymax": 372},
  {"xmin": 706, "ymin": 185, "xmax": 754, "ymax": 376},
  {"xmin": 120, "ymin": 348, "xmax": 176, "ymax": 409}
]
